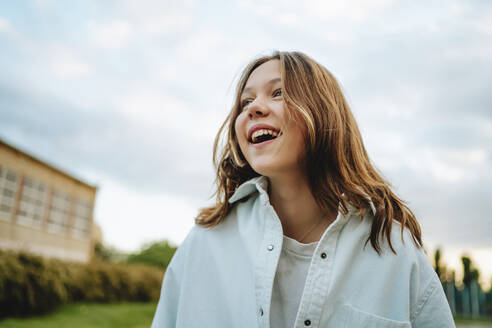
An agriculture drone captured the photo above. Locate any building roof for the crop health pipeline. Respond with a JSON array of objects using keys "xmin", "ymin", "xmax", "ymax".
[{"xmin": 0, "ymin": 138, "xmax": 98, "ymax": 191}]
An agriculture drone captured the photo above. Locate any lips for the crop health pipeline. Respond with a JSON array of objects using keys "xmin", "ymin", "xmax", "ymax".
[{"xmin": 247, "ymin": 124, "xmax": 281, "ymax": 143}]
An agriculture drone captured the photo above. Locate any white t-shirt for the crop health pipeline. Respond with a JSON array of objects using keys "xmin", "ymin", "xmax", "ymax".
[{"xmin": 271, "ymin": 235, "xmax": 319, "ymax": 328}]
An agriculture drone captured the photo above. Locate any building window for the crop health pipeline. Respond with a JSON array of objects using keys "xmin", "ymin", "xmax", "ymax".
[
  {"xmin": 0, "ymin": 166, "xmax": 19, "ymax": 222},
  {"xmin": 17, "ymin": 176, "xmax": 47, "ymax": 228},
  {"xmin": 72, "ymin": 199, "xmax": 92, "ymax": 239},
  {"xmin": 47, "ymin": 189, "xmax": 72, "ymax": 234}
]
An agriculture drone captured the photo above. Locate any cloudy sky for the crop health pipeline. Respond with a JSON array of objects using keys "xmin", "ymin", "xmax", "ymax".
[{"xmin": 1, "ymin": 0, "xmax": 491, "ymax": 286}]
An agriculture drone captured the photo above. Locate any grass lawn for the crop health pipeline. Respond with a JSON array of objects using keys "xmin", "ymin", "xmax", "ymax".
[
  {"xmin": 2, "ymin": 304, "xmax": 492, "ymax": 327},
  {"xmin": 455, "ymin": 316, "xmax": 492, "ymax": 327},
  {"xmin": 0, "ymin": 302, "xmax": 158, "ymax": 328}
]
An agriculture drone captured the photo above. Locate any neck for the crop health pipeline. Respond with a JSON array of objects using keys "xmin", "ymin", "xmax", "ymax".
[{"xmin": 267, "ymin": 173, "xmax": 337, "ymax": 243}]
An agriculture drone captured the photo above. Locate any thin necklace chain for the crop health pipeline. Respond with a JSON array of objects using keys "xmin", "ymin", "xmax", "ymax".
[
  {"xmin": 267, "ymin": 181, "xmax": 329, "ymax": 243},
  {"xmin": 298, "ymin": 215, "xmax": 325, "ymax": 243}
]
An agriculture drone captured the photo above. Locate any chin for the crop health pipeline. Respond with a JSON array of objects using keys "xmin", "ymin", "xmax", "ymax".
[
  {"xmin": 248, "ymin": 163, "xmax": 277, "ymax": 177},
  {"xmin": 248, "ymin": 158, "xmax": 304, "ymax": 179},
  {"xmin": 250, "ymin": 163, "xmax": 287, "ymax": 178}
]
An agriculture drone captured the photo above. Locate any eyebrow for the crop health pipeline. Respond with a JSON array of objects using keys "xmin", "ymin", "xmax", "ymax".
[{"xmin": 241, "ymin": 77, "xmax": 281, "ymax": 97}]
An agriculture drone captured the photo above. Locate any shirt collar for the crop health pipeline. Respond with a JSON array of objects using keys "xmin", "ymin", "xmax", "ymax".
[
  {"xmin": 228, "ymin": 176, "xmax": 376, "ymax": 216},
  {"xmin": 228, "ymin": 176, "xmax": 268, "ymax": 204}
]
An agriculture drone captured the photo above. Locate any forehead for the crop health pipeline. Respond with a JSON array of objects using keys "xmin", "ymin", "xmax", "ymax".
[{"xmin": 243, "ymin": 59, "xmax": 281, "ymax": 93}]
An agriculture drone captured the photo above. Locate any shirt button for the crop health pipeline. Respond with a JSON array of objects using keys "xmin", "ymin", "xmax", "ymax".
[
  {"xmin": 321, "ymin": 252, "xmax": 327, "ymax": 259},
  {"xmin": 259, "ymin": 307, "xmax": 264, "ymax": 316},
  {"xmin": 267, "ymin": 244, "xmax": 274, "ymax": 251},
  {"xmin": 304, "ymin": 319, "xmax": 311, "ymax": 326}
]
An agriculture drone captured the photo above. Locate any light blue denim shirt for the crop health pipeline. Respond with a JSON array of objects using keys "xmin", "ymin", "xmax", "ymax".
[{"xmin": 152, "ymin": 176, "xmax": 455, "ymax": 328}]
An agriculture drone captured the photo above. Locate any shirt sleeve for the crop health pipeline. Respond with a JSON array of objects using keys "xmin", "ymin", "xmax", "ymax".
[
  {"xmin": 411, "ymin": 277, "xmax": 456, "ymax": 328},
  {"xmin": 151, "ymin": 227, "xmax": 197, "ymax": 328},
  {"xmin": 151, "ymin": 263, "xmax": 180, "ymax": 328}
]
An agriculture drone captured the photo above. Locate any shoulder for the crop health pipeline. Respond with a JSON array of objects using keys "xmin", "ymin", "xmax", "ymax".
[
  {"xmin": 343, "ymin": 209, "xmax": 422, "ymax": 257},
  {"xmin": 169, "ymin": 207, "xmax": 246, "ymax": 271},
  {"xmin": 171, "ymin": 223, "xmax": 221, "ymax": 256},
  {"xmin": 346, "ymin": 208, "xmax": 427, "ymax": 260},
  {"xmin": 165, "ymin": 226, "xmax": 199, "ymax": 274},
  {"xmin": 382, "ymin": 218, "xmax": 434, "ymax": 285},
  {"xmin": 165, "ymin": 225, "xmax": 214, "ymax": 272},
  {"xmin": 350, "ymin": 211, "xmax": 443, "ymax": 317},
  {"xmin": 343, "ymin": 209, "xmax": 438, "ymax": 287}
]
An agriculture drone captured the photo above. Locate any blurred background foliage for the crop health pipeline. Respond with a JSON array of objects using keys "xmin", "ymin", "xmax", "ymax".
[
  {"xmin": 94, "ymin": 240, "xmax": 177, "ymax": 269},
  {"xmin": 126, "ymin": 240, "xmax": 177, "ymax": 269},
  {"xmin": 0, "ymin": 238, "xmax": 177, "ymax": 319},
  {"xmin": 433, "ymin": 247, "xmax": 492, "ymax": 318}
]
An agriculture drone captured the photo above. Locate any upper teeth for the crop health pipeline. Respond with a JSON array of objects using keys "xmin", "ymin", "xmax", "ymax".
[{"xmin": 251, "ymin": 129, "xmax": 278, "ymax": 143}]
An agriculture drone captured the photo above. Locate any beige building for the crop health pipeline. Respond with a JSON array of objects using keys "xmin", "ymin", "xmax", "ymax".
[{"xmin": 0, "ymin": 138, "xmax": 97, "ymax": 263}]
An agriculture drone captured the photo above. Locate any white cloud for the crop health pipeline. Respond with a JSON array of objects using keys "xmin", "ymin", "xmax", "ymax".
[
  {"xmin": 481, "ymin": 120, "xmax": 492, "ymax": 138},
  {"xmin": 117, "ymin": 0, "xmax": 193, "ymax": 37},
  {"xmin": 115, "ymin": 84, "xmax": 221, "ymax": 142},
  {"xmin": 424, "ymin": 148, "xmax": 488, "ymax": 183},
  {"xmin": 443, "ymin": 39, "xmax": 492, "ymax": 62},
  {"xmin": 427, "ymin": 156, "xmax": 466, "ymax": 183},
  {"xmin": 474, "ymin": 12, "xmax": 492, "ymax": 36},
  {"xmin": 30, "ymin": 0, "xmax": 56, "ymax": 9},
  {"xmin": 303, "ymin": 0, "xmax": 395, "ymax": 22},
  {"xmin": 140, "ymin": 12, "xmax": 191, "ymax": 36},
  {"xmin": 360, "ymin": 88, "xmax": 424, "ymax": 120},
  {"xmin": 88, "ymin": 20, "xmax": 134, "ymax": 49},
  {"xmin": 50, "ymin": 45, "xmax": 91, "ymax": 77},
  {"xmin": 236, "ymin": 0, "xmax": 301, "ymax": 28},
  {"xmin": 85, "ymin": 2, "xmax": 193, "ymax": 48},
  {"xmin": 0, "ymin": 17, "xmax": 10, "ymax": 31},
  {"xmin": 275, "ymin": 12, "xmax": 299, "ymax": 26},
  {"xmin": 118, "ymin": 88, "xmax": 189, "ymax": 128},
  {"xmin": 175, "ymin": 30, "xmax": 223, "ymax": 64},
  {"xmin": 0, "ymin": 16, "xmax": 15, "ymax": 36}
]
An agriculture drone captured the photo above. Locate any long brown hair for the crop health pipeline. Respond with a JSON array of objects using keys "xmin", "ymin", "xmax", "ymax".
[{"xmin": 196, "ymin": 51, "xmax": 422, "ymax": 254}]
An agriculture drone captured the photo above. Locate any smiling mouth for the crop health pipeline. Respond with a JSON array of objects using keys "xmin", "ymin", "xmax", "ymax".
[{"xmin": 248, "ymin": 129, "xmax": 282, "ymax": 144}]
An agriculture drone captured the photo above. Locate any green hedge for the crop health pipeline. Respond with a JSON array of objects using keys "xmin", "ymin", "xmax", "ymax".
[{"xmin": 0, "ymin": 250, "xmax": 164, "ymax": 319}]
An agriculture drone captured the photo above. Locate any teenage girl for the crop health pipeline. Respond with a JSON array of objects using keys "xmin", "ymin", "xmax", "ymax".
[{"xmin": 151, "ymin": 51, "xmax": 455, "ymax": 328}]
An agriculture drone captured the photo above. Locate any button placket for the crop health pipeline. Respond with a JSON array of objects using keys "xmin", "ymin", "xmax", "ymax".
[
  {"xmin": 295, "ymin": 232, "xmax": 338, "ymax": 328},
  {"xmin": 256, "ymin": 203, "xmax": 283, "ymax": 328}
]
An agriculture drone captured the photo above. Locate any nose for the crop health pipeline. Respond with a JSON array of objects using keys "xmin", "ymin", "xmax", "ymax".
[{"xmin": 247, "ymin": 97, "xmax": 269, "ymax": 119}]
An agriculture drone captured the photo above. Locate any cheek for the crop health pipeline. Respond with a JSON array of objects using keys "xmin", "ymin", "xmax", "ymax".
[
  {"xmin": 234, "ymin": 114, "xmax": 247, "ymax": 141},
  {"xmin": 290, "ymin": 125, "xmax": 307, "ymax": 158},
  {"xmin": 233, "ymin": 118, "xmax": 240, "ymax": 137},
  {"xmin": 233, "ymin": 118, "xmax": 245, "ymax": 154}
]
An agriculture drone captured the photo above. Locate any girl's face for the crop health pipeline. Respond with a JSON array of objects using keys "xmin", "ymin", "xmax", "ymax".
[{"xmin": 234, "ymin": 59, "xmax": 305, "ymax": 178}]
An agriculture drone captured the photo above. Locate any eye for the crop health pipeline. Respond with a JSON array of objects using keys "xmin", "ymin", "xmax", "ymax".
[
  {"xmin": 273, "ymin": 88, "xmax": 282, "ymax": 97},
  {"xmin": 241, "ymin": 99, "xmax": 252, "ymax": 110}
]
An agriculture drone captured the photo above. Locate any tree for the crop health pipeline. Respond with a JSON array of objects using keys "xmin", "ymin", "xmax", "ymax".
[
  {"xmin": 126, "ymin": 240, "xmax": 177, "ymax": 269},
  {"xmin": 434, "ymin": 247, "xmax": 445, "ymax": 281},
  {"xmin": 93, "ymin": 241, "xmax": 125, "ymax": 262},
  {"xmin": 461, "ymin": 256, "xmax": 480, "ymax": 288},
  {"xmin": 462, "ymin": 256, "xmax": 471, "ymax": 287}
]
